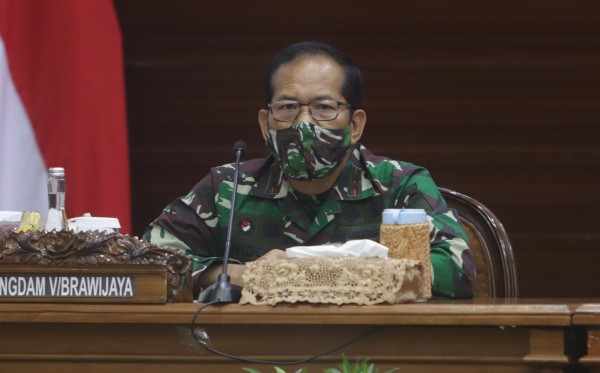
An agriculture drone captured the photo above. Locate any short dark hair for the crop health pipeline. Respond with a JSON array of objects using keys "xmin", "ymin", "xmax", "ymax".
[{"xmin": 264, "ymin": 41, "xmax": 364, "ymax": 110}]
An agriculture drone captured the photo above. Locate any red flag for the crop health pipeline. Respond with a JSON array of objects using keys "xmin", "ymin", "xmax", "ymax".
[{"xmin": 0, "ymin": 0, "xmax": 131, "ymax": 233}]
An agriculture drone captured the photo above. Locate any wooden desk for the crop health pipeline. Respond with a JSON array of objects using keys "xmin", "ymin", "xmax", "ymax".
[
  {"xmin": 0, "ymin": 299, "xmax": 586, "ymax": 372},
  {"xmin": 573, "ymin": 303, "xmax": 600, "ymax": 372}
]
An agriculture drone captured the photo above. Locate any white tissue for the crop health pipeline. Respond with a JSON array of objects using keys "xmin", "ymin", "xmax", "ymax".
[{"xmin": 286, "ymin": 239, "xmax": 389, "ymax": 259}]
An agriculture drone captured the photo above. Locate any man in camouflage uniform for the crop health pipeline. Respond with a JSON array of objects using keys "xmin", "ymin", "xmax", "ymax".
[{"xmin": 145, "ymin": 41, "xmax": 475, "ymax": 299}]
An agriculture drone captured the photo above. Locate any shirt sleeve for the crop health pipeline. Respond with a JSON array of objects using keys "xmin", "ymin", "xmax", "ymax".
[{"xmin": 142, "ymin": 168, "xmax": 242, "ymax": 283}]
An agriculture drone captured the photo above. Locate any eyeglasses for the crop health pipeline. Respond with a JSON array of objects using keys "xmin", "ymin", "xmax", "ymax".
[{"xmin": 268, "ymin": 99, "xmax": 351, "ymax": 122}]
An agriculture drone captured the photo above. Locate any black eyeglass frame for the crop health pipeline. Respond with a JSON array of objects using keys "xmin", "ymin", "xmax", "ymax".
[{"xmin": 267, "ymin": 99, "xmax": 352, "ymax": 122}]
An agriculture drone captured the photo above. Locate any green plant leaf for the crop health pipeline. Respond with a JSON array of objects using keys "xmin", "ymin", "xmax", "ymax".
[
  {"xmin": 340, "ymin": 354, "xmax": 352, "ymax": 372},
  {"xmin": 243, "ymin": 355, "xmax": 399, "ymax": 373}
]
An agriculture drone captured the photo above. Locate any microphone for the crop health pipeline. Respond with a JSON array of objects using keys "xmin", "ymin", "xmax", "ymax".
[{"xmin": 197, "ymin": 140, "xmax": 247, "ymax": 303}]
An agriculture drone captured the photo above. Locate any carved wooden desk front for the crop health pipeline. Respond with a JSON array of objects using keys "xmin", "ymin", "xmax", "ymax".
[
  {"xmin": 573, "ymin": 303, "xmax": 600, "ymax": 372},
  {"xmin": 0, "ymin": 299, "xmax": 587, "ymax": 372}
]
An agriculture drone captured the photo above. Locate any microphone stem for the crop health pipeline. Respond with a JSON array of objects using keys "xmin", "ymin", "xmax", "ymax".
[{"xmin": 222, "ymin": 149, "xmax": 242, "ymax": 275}]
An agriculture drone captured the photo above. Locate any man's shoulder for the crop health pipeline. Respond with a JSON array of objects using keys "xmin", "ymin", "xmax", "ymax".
[
  {"xmin": 356, "ymin": 145, "xmax": 424, "ymax": 175},
  {"xmin": 212, "ymin": 156, "xmax": 272, "ymax": 179}
]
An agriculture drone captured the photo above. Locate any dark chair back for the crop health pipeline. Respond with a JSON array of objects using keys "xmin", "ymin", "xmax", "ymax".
[{"xmin": 440, "ymin": 187, "xmax": 518, "ymax": 298}]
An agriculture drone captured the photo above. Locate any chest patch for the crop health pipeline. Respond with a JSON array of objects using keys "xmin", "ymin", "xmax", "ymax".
[{"xmin": 240, "ymin": 219, "xmax": 252, "ymax": 233}]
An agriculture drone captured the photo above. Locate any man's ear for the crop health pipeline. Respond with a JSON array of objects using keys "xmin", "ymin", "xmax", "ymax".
[
  {"xmin": 349, "ymin": 109, "xmax": 366, "ymax": 144},
  {"xmin": 258, "ymin": 109, "xmax": 269, "ymax": 142}
]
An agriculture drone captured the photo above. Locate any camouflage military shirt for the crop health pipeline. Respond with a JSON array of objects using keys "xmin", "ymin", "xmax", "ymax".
[{"xmin": 144, "ymin": 144, "xmax": 475, "ymax": 298}]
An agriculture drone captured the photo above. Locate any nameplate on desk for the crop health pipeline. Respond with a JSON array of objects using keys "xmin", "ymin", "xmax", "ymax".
[
  {"xmin": 0, "ymin": 275, "xmax": 135, "ymax": 298},
  {"xmin": 0, "ymin": 265, "xmax": 167, "ymax": 304}
]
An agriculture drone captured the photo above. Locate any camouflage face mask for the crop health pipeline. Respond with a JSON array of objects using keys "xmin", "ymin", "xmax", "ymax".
[{"xmin": 267, "ymin": 121, "xmax": 352, "ymax": 180}]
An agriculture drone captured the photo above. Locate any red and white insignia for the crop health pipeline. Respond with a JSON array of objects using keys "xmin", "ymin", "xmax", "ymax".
[{"xmin": 240, "ymin": 219, "xmax": 252, "ymax": 232}]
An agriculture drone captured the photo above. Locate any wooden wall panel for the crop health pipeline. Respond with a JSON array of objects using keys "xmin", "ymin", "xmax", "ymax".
[{"xmin": 113, "ymin": 0, "xmax": 600, "ymax": 297}]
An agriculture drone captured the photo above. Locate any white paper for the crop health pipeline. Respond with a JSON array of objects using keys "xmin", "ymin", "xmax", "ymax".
[
  {"xmin": 286, "ymin": 239, "xmax": 388, "ymax": 259},
  {"xmin": 68, "ymin": 215, "xmax": 120, "ymax": 233},
  {"xmin": 0, "ymin": 211, "xmax": 21, "ymax": 222}
]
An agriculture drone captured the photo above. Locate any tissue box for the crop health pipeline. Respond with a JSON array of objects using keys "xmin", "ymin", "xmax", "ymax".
[{"xmin": 240, "ymin": 257, "xmax": 424, "ymax": 306}]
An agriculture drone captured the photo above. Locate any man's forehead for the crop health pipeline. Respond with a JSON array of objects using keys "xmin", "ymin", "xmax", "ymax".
[
  {"xmin": 274, "ymin": 54, "xmax": 340, "ymax": 76},
  {"xmin": 271, "ymin": 55, "xmax": 345, "ymax": 99}
]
